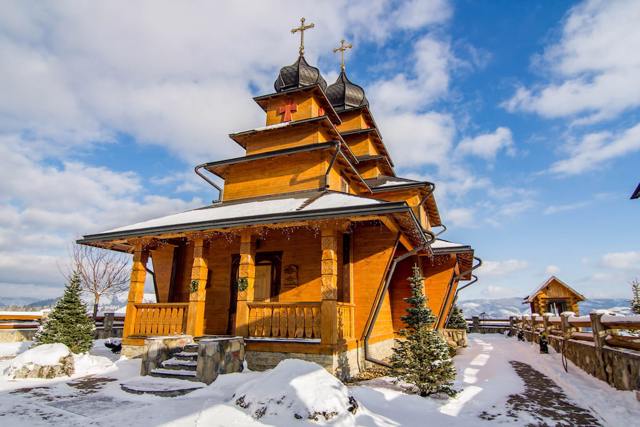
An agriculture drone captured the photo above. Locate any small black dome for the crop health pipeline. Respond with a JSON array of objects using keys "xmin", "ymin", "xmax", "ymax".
[
  {"xmin": 274, "ymin": 56, "xmax": 327, "ymax": 92},
  {"xmin": 326, "ymin": 70, "xmax": 368, "ymax": 111}
]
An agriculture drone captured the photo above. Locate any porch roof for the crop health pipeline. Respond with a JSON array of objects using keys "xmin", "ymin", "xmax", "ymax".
[
  {"xmin": 431, "ymin": 238, "xmax": 475, "ymax": 280},
  {"xmin": 77, "ymin": 190, "xmax": 431, "ymax": 248}
]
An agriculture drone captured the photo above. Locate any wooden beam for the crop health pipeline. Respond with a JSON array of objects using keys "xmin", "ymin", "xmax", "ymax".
[
  {"xmin": 235, "ymin": 230, "xmax": 256, "ymax": 337},
  {"xmin": 123, "ymin": 244, "xmax": 148, "ymax": 339}
]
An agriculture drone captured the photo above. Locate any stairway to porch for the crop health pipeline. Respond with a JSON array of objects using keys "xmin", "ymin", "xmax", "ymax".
[{"xmin": 148, "ymin": 343, "xmax": 200, "ymax": 382}]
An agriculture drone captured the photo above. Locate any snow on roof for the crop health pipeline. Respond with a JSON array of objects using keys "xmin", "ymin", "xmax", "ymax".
[
  {"xmin": 98, "ymin": 191, "xmax": 384, "ymax": 235},
  {"xmin": 524, "ymin": 276, "xmax": 586, "ymax": 303},
  {"xmin": 431, "ymin": 239, "xmax": 472, "ymax": 252}
]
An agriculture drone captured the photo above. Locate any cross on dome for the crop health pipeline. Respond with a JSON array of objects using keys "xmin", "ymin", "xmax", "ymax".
[
  {"xmin": 291, "ymin": 17, "xmax": 315, "ymax": 56},
  {"xmin": 333, "ymin": 39, "xmax": 353, "ymax": 71}
]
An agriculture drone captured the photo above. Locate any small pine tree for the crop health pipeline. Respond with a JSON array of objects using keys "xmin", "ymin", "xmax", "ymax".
[
  {"xmin": 446, "ymin": 305, "xmax": 468, "ymax": 331},
  {"xmin": 35, "ymin": 271, "xmax": 95, "ymax": 353},
  {"xmin": 631, "ymin": 279, "xmax": 640, "ymax": 315},
  {"xmin": 390, "ymin": 264, "xmax": 456, "ymax": 397}
]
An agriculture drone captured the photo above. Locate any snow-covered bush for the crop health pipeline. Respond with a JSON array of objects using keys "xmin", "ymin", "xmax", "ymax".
[
  {"xmin": 233, "ymin": 359, "xmax": 358, "ymax": 421},
  {"xmin": 6, "ymin": 343, "xmax": 74, "ymax": 379}
]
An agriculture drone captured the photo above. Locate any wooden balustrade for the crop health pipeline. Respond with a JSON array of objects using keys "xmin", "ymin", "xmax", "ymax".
[
  {"xmin": 132, "ymin": 303, "xmax": 188, "ymax": 336},
  {"xmin": 337, "ymin": 303, "xmax": 355, "ymax": 341},
  {"xmin": 247, "ymin": 302, "xmax": 321, "ymax": 340}
]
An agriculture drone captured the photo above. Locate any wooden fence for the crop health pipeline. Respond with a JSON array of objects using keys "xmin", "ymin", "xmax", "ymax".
[
  {"xmin": 511, "ymin": 312, "xmax": 640, "ymax": 390},
  {"xmin": 466, "ymin": 317, "xmax": 511, "ymax": 334},
  {"xmin": 0, "ymin": 311, "xmax": 125, "ymax": 341}
]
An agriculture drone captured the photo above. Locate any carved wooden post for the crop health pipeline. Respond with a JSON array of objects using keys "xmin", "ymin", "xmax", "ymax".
[
  {"xmin": 235, "ymin": 231, "xmax": 255, "ymax": 337},
  {"xmin": 590, "ymin": 311, "xmax": 607, "ymax": 381},
  {"xmin": 320, "ymin": 225, "xmax": 338, "ymax": 346},
  {"xmin": 123, "ymin": 244, "xmax": 148, "ymax": 339},
  {"xmin": 543, "ymin": 313, "xmax": 551, "ymax": 336},
  {"xmin": 187, "ymin": 237, "xmax": 208, "ymax": 337}
]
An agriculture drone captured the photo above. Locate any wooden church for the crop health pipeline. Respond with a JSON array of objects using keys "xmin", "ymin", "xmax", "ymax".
[{"xmin": 78, "ymin": 19, "xmax": 477, "ymax": 376}]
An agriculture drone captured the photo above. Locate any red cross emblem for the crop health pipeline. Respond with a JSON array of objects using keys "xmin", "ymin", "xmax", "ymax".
[{"xmin": 277, "ymin": 99, "xmax": 297, "ymax": 122}]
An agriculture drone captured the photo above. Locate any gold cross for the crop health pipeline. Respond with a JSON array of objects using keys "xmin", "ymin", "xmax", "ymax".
[
  {"xmin": 291, "ymin": 17, "xmax": 314, "ymax": 56},
  {"xmin": 333, "ymin": 39, "xmax": 353, "ymax": 71}
]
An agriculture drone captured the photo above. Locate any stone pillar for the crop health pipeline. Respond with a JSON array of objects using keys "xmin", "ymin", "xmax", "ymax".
[
  {"xmin": 123, "ymin": 244, "xmax": 149, "ymax": 339},
  {"xmin": 320, "ymin": 225, "xmax": 338, "ymax": 346},
  {"xmin": 103, "ymin": 312, "xmax": 114, "ymax": 338},
  {"xmin": 187, "ymin": 237, "xmax": 208, "ymax": 337},
  {"xmin": 235, "ymin": 231, "xmax": 255, "ymax": 337},
  {"xmin": 472, "ymin": 316, "xmax": 480, "ymax": 333}
]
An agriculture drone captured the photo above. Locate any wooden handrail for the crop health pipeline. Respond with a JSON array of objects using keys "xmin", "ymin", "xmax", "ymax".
[
  {"xmin": 131, "ymin": 303, "xmax": 188, "ymax": 336},
  {"xmin": 247, "ymin": 302, "xmax": 321, "ymax": 340}
]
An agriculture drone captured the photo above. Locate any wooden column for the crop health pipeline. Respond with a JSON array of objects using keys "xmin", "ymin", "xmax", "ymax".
[
  {"xmin": 235, "ymin": 231, "xmax": 256, "ymax": 337},
  {"xmin": 123, "ymin": 244, "xmax": 148, "ymax": 339},
  {"xmin": 186, "ymin": 237, "xmax": 208, "ymax": 337},
  {"xmin": 320, "ymin": 225, "xmax": 338, "ymax": 346}
]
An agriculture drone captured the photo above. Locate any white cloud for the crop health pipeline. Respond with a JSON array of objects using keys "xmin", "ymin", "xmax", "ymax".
[
  {"xmin": 370, "ymin": 35, "xmax": 455, "ymax": 115},
  {"xmin": 392, "ymin": 0, "xmax": 452, "ymax": 30},
  {"xmin": 601, "ymin": 251, "xmax": 640, "ymax": 270},
  {"xmin": 0, "ymin": 135, "xmax": 202, "ymax": 294},
  {"xmin": 549, "ymin": 122, "xmax": 640, "ymax": 175},
  {"xmin": 478, "ymin": 259, "xmax": 529, "ymax": 277},
  {"xmin": 545, "ymin": 265, "xmax": 560, "ymax": 275},
  {"xmin": 457, "ymin": 127, "xmax": 515, "ymax": 160},
  {"xmin": 447, "ymin": 207, "xmax": 475, "ymax": 228},
  {"xmin": 378, "ymin": 111, "xmax": 456, "ymax": 168},
  {"xmin": 543, "ymin": 201, "xmax": 590, "ymax": 215},
  {"xmin": 504, "ymin": 0, "xmax": 640, "ymax": 123}
]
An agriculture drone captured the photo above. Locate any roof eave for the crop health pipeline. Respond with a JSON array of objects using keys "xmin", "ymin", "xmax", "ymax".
[{"xmin": 77, "ymin": 202, "xmax": 410, "ymax": 244}]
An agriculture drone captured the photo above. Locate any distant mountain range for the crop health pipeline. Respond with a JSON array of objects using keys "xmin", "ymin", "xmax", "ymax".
[
  {"xmin": 0, "ymin": 292, "xmax": 156, "ymax": 312},
  {"xmin": 458, "ymin": 297, "xmax": 633, "ymax": 318}
]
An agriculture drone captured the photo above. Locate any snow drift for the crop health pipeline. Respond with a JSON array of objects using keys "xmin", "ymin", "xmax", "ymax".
[{"xmin": 232, "ymin": 359, "xmax": 358, "ymax": 421}]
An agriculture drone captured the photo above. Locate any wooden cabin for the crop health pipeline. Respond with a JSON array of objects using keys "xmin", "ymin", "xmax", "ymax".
[
  {"xmin": 78, "ymin": 34, "xmax": 476, "ymax": 377},
  {"xmin": 524, "ymin": 276, "xmax": 585, "ymax": 315}
]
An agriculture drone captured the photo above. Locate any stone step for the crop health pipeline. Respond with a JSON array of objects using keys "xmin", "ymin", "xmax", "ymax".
[
  {"xmin": 149, "ymin": 368, "xmax": 200, "ymax": 382},
  {"xmin": 120, "ymin": 377, "xmax": 205, "ymax": 397},
  {"xmin": 161, "ymin": 358, "xmax": 197, "ymax": 371},
  {"xmin": 173, "ymin": 351, "xmax": 198, "ymax": 360},
  {"xmin": 183, "ymin": 344, "xmax": 199, "ymax": 352}
]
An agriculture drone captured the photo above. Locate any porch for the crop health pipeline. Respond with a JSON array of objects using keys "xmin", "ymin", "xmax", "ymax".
[{"xmin": 121, "ymin": 223, "xmax": 360, "ymax": 354}]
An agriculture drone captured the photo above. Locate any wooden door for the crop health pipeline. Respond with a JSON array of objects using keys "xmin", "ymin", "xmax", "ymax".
[{"xmin": 254, "ymin": 264, "xmax": 273, "ymax": 301}]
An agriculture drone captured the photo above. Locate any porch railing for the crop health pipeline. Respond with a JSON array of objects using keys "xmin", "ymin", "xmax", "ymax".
[
  {"xmin": 337, "ymin": 302, "xmax": 355, "ymax": 340},
  {"xmin": 247, "ymin": 302, "xmax": 321, "ymax": 340},
  {"xmin": 132, "ymin": 303, "xmax": 188, "ymax": 336}
]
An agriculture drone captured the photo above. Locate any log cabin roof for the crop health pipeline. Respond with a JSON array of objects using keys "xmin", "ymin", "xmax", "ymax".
[
  {"xmin": 365, "ymin": 175, "xmax": 442, "ymax": 227},
  {"xmin": 431, "ymin": 239, "xmax": 475, "ymax": 280},
  {"xmin": 338, "ymin": 124, "xmax": 394, "ymax": 167},
  {"xmin": 355, "ymin": 155, "xmax": 395, "ymax": 177},
  {"xmin": 199, "ymin": 141, "xmax": 369, "ymax": 193},
  {"xmin": 228, "ymin": 115, "xmax": 357, "ymax": 163},
  {"xmin": 77, "ymin": 190, "xmax": 431, "ymax": 250},
  {"xmin": 523, "ymin": 276, "xmax": 586, "ymax": 303}
]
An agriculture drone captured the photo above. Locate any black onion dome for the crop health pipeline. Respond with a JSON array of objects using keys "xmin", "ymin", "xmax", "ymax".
[
  {"xmin": 274, "ymin": 55, "xmax": 327, "ymax": 92},
  {"xmin": 326, "ymin": 70, "xmax": 368, "ymax": 111}
]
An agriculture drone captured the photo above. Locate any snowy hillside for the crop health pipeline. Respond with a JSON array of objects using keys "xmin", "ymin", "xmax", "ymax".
[{"xmin": 458, "ymin": 297, "xmax": 632, "ymax": 317}]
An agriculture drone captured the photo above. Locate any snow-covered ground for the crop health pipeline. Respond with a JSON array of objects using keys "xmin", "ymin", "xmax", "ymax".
[{"xmin": 0, "ymin": 334, "xmax": 637, "ymax": 426}]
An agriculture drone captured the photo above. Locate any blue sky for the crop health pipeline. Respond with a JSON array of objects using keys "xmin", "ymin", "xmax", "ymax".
[{"xmin": 0, "ymin": 0, "xmax": 638, "ymax": 301}]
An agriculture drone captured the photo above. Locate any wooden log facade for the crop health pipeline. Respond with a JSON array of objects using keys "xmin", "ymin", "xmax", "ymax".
[{"xmin": 78, "ymin": 37, "xmax": 476, "ymax": 376}]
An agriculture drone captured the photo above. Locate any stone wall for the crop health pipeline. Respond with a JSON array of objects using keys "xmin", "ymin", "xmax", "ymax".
[
  {"xmin": 516, "ymin": 327, "xmax": 640, "ymax": 391},
  {"xmin": 443, "ymin": 329, "xmax": 468, "ymax": 348}
]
